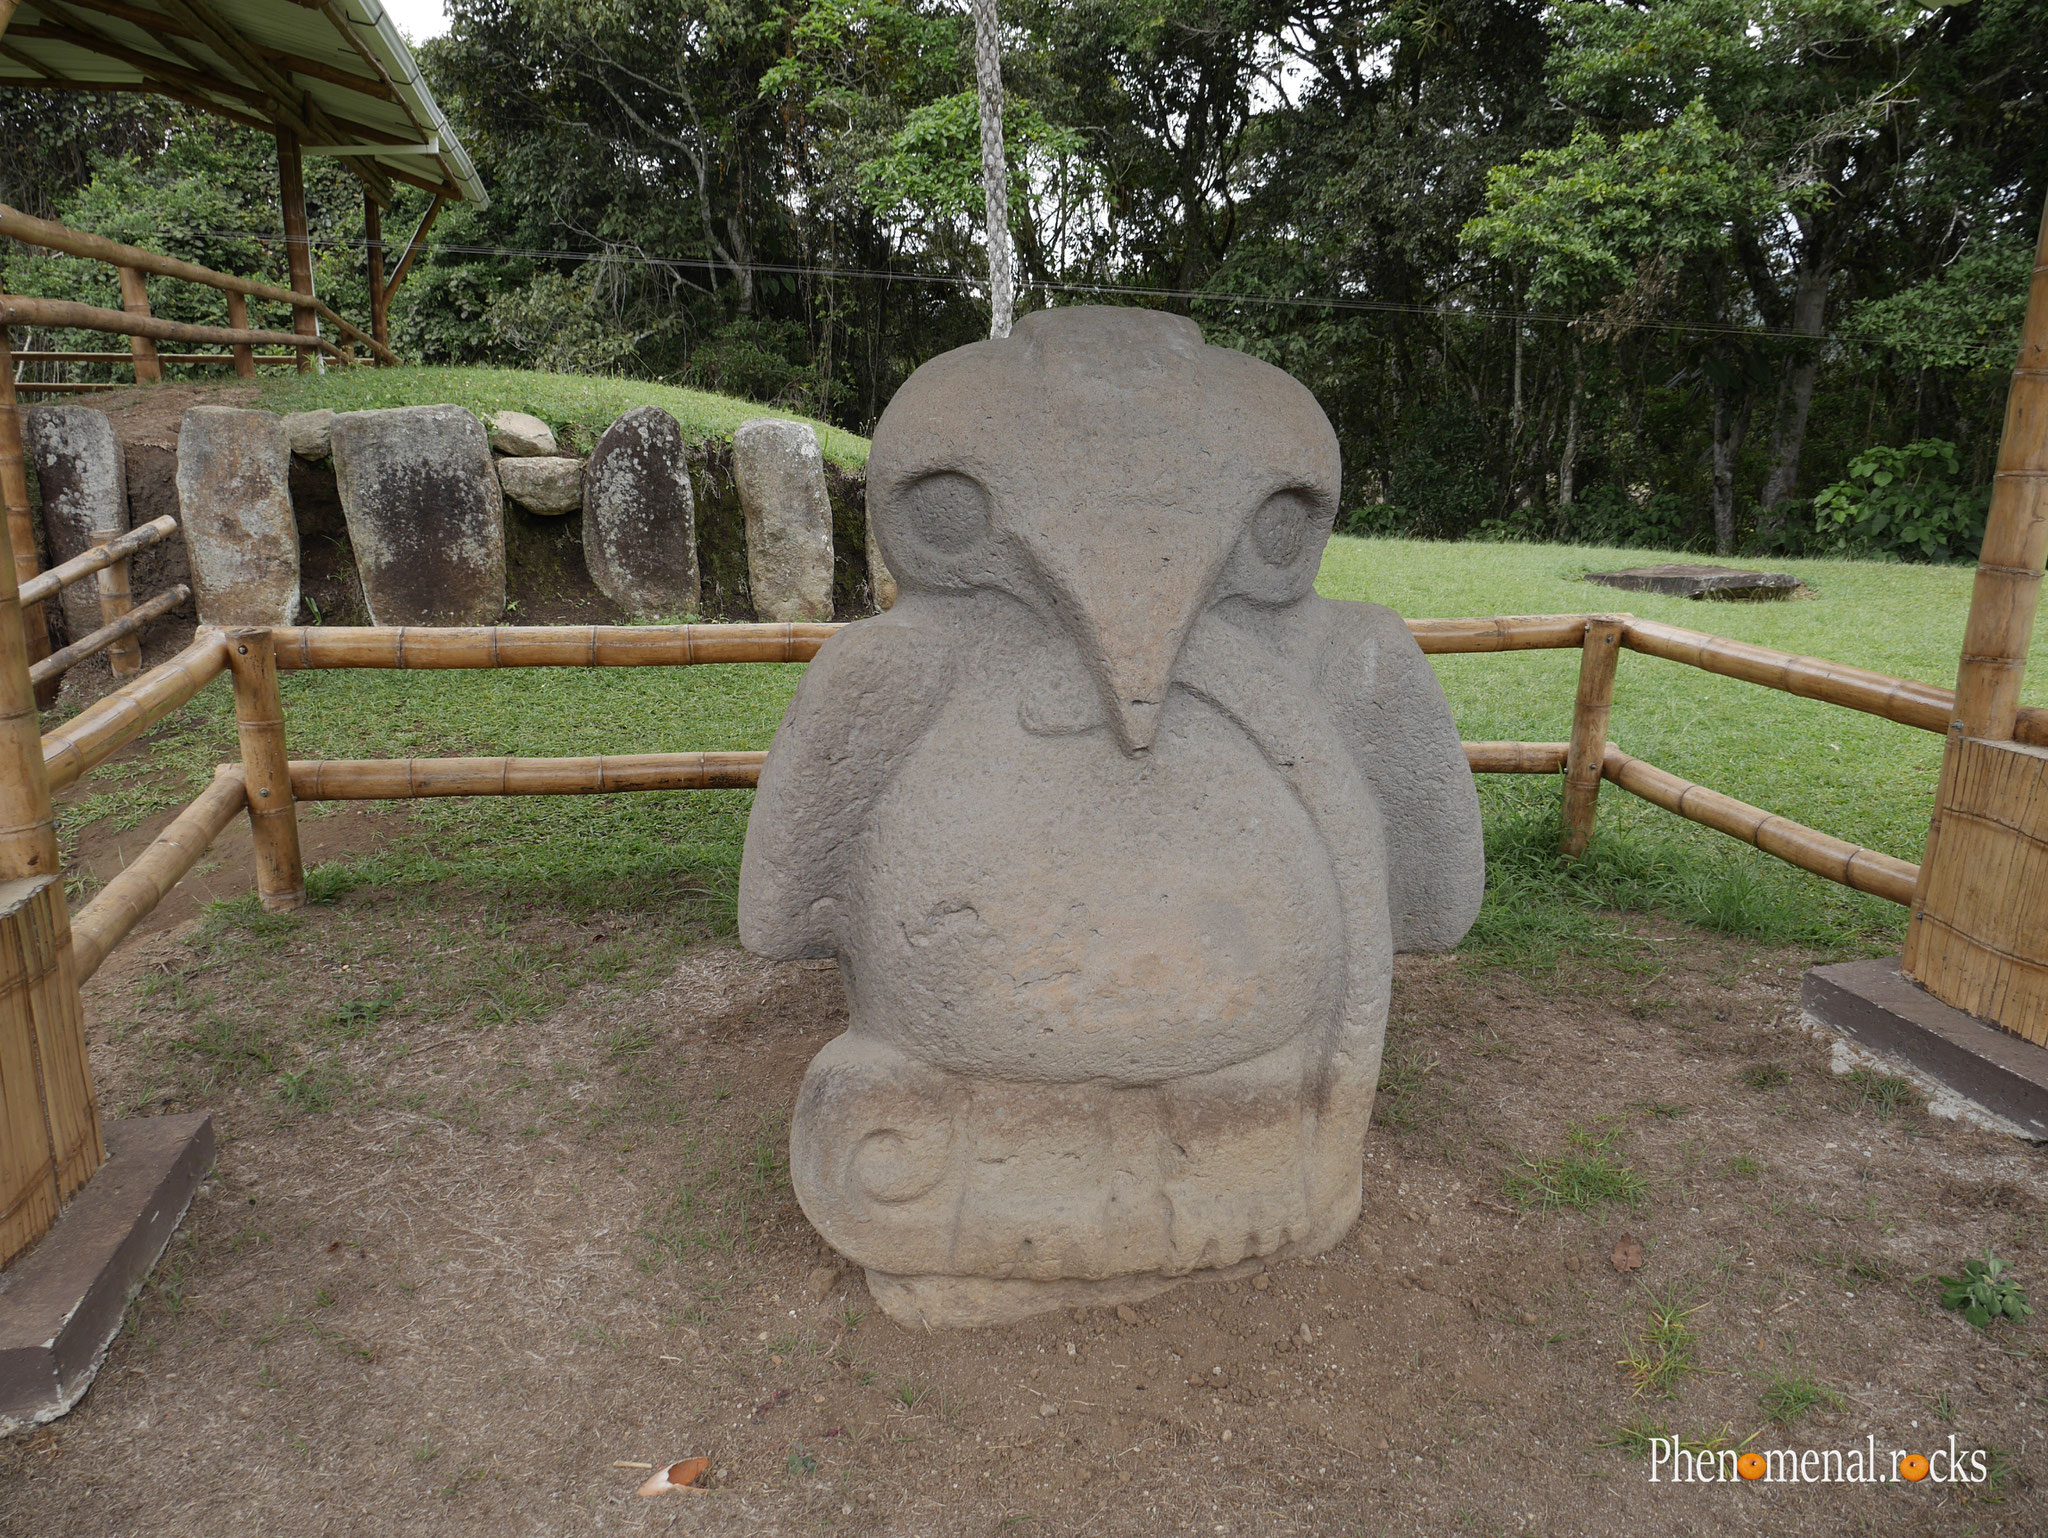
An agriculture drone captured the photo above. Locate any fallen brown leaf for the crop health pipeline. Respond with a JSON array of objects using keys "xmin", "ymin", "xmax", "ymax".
[
  {"xmin": 1611, "ymin": 1235, "xmax": 1645, "ymax": 1273},
  {"xmin": 637, "ymin": 1457, "xmax": 710, "ymax": 1497}
]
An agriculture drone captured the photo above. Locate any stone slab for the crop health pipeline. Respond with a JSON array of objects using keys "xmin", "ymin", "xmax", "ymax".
[
  {"xmin": 583, "ymin": 407, "xmax": 700, "ymax": 615},
  {"xmin": 1804, "ymin": 959, "xmax": 2048, "ymax": 1139},
  {"xmin": 20, "ymin": 405, "xmax": 129, "ymax": 641},
  {"xmin": 0, "ymin": 1113, "xmax": 214, "ymax": 1433},
  {"xmin": 175, "ymin": 407, "xmax": 302, "ymax": 626},
  {"xmin": 1587, "ymin": 563, "xmax": 1798, "ymax": 600},
  {"xmin": 732, "ymin": 418, "xmax": 834, "ymax": 622}
]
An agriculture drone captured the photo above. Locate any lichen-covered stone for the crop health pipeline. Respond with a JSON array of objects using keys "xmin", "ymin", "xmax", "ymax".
[
  {"xmin": 174, "ymin": 407, "xmax": 300, "ymax": 626},
  {"xmin": 488, "ymin": 410, "xmax": 557, "ymax": 458},
  {"xmin": 20, "ymin": 404, "xmax": 127, "ymax": 639},
  {"xmin": 329, "ymin": 405, "xmax": 504, "ymax": 625},
  {"xmin": 582, "ymin": 407, "xmax": 700, "ymax": 615},
  {"xmin": 732, "ymin": 419, "xmax": 834, "ymax": 622},
  {"xmin": 496, "ymin": 455, "xmax": 584, "ymax": 516},
  {"xmin": 282, "ymin": 409, "xmax": 335, "ymax": 460},
  {"xmin": 739, "ymin": 308, "xmax": 1484, "ymax": 1327}
]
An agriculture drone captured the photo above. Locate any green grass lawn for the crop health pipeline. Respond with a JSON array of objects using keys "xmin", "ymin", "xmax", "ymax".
[
  {"xmin": 74, "ymin": 536, "xmax": 2036, "ymax": 959},
  {"xmin": 247, "ymin": 365, "xmax": 870, "ymax": 470}
]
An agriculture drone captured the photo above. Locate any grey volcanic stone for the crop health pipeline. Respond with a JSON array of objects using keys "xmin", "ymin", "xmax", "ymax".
[
  {"xmin": 329, "ymin": 405, "xmax": 504, "ymax": 626},
  {"xmin": 867, "ymin": 510, "xmax": 897, "ymax": 610},
  {"xmin": 282, "ymin": 409, "xmax": 335, "ymax": 460},
  {"xmin": 582, "ymin": 407, "xmax": 699, "ymax": 615},
  {"xmin": 487, "ymin": 410, "xmax": 557, "ymax": 458},
  {"xmin": 21, "ymin": 405, "xmax": 128, "ymax": 640},
  {"xmin": 174, "ymin": 408, "xmax": 301, "ymax": 626},
  {"xmin": 732, "ymin": 419, "xmax": 833, "ymax": 621},
  {"xmin": 496, "ymin": 455, "xmax": 584, "ymax": 516},
  {"xmin": 1587, "ymin": 563, "xmax": 1798, "ymax": 601},
  {"xmin": 739, "ymin": 308, "xmax": 1483, "ymax": 1328}
]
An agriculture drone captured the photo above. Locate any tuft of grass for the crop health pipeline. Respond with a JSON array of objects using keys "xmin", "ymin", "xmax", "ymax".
[
  {"xmin": 1844, "ymin": 1068, "xmax": 1917, "ymax": 1118},
  {"xmin": 1738, "ymin": 1061, "xmax": 1790, "ymax": 1091},
  {"xmin": 1725, "ymin": 1155, "xmax": 1762, "ymax": 1180},
  {"xmin": 1761, "ymin": 1370, "xmax": 1845, "ymax": 1428},
  {"xmin": 895, "ymin": 1380, "xmax": 930, "ymax": 1411},
  {"xmin": 1618, "ymin": 1288, "xmax": 1703, "ymax": 1399},
  {"xmin": 1372, "ymin": 1044, "xmax": 1440, "ymax": 1132},
  {"xmin": 1504, "ymin": 1122, "xmax": 1648, "ymax": 1213},
  {"xmin": 1597, "ymin": 1414, "xmax": 1731, "ymax": 1459}
]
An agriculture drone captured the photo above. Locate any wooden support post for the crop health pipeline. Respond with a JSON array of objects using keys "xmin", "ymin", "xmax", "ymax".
[
  {"xmin": 224, "ymin": 291, "xmax": 257, "ymax": 380},
  {"xmin": 1559, "ymin": 616, "xmax": 1625, "ymax": 857},
  {"xmin": 0, "ymin": 328, "xmax": 56, "ymax": 707},
  {"xmin": 115, "ymin": 266, "xmax": 161, "ymax": 385},
  {"xmin": 364, "ymin": 193, "xmax": 389, "ymax": 358},
  {"xmin": 223, "ymin": 627, "xmax": 304, "ymax": 911},
  {"xmin": 275, "ymin": 130, "xmax": 318, "ymax": 374},
  {"xmin": 88, "ymin": 531, "xmax": 140, "ymax": 678}
]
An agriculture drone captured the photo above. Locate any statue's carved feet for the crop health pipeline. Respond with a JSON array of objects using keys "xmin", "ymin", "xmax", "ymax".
[{"xmin": 789, "ymin": 1031, "xmax": 1379, "ymax": 1327}]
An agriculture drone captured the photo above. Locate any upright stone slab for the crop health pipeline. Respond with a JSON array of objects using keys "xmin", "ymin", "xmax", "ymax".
[
  {"xmin": 20, "ymin": 405, "xmax": 127, "ymax": 640},
  {"xmin": 738, "ymin": 308, "xmax": 1485, "ymax": 1328},
  {"xmin": 581, "ymin": 407, "xmax": 700, "ymax": 616},
  {"xmin": 174, "ymin": 407, "xmax": 301, "ymax": 627},
  {"xmin": 329, "ymin": 406, "xmax": 505, "ymax": 626},
  {"xmin": 732, "ymin": 419, "xmax": 834, "ymax": 622}
]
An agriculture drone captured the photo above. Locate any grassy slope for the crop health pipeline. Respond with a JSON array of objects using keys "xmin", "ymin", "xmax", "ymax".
[
  {"xmin": 76, "ymin": 536, "xmax": 2036, "ymax": 953},
  {"xmin": 249, "ymin": 365, "xmax": 870, "ymax": 470}
]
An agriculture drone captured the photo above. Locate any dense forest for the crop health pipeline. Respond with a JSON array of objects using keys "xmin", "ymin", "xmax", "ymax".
[{"xmin": 7, "ymin": 0, "xmax": 2047, "ymax": 557}]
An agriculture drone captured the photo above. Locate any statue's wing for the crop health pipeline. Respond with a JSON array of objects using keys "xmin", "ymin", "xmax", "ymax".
[
  {"xmin": 1307, "ymin": 599, "xmax": 1485, "ymax": 952},
  {"xmin": 738, "ymin": 609, "xmax": 954, "ymax": 960}
]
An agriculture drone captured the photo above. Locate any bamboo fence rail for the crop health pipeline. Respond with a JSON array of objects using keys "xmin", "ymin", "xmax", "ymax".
[
  {"xmin": 18, "ymin": 515, "xmax": 177, "ymax": 608},
  {"xmin": 269, "ymin": 622, "xmax": 841, "ymax": 670},
  {"xmin": 70, "ymin": 768, "xmax": 247, "ymax": 982},
  {"xmin": 42, "ymin": 633, "xmax": 228, "ymax": 791},
  {"xmin": 1462, "ymin": 741, "xmax": 1571, "ymax": 774},
  {"xmin": 288, "ymin": 751, "xmax": 769, "ymax": 799},
  {"xmin": 1407, "ymin": 614, "xmax": 1590, "ymax": 653},
  {"xmin": 28, "ymin": 584, "xmax": 187, "ymax": 687},
  {"xmin": 0, "ymin": 295, "xmax": 345, "ymax": 363}
]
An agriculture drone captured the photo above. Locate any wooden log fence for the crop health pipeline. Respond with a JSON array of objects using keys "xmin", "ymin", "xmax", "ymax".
[
  {"xmin": 28, "ymin": 584, "xmax": 187, "ymax": 687},
  {"xmin": 69, "ymin": 768, "xmax": 247, "ymax": 983}
]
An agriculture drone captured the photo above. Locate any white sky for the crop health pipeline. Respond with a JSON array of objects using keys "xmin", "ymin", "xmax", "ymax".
[{"xmin": 376, "ymin": 0, "xmax": 450, "ymax": 43}]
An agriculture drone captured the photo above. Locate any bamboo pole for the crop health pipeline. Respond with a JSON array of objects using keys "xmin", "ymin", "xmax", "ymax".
[
  {"xmin": 70, "ymin": 768, "xmax": 245, "ymax": 982},
  {"xmin": 1406, "ymin": 614, "xmax": 1593, "ymax": 653},
  {"xmin": 0, "ymin": 327, "xmax": 58, "ymax": 708},
  {"xmin": 269, "ymin": 622, "xmax": 842, "ymax": 670},
  {"xmin": 1621, "ymin": 617, "xmax": 1952, "ymax": 733},
  {"xmin": 30, "ymin": 584, "xmax": 186, "ymax": 687},
  {"xmin": 1602, "ymin": 747, "xmax": 1918, "ymax": 906},
  {"xmin": 115, "ymin": 265, "xmax": 161, "ymax": 384},
  {"xmin": 1951, "ymin": 196, "xmax": 2048, "ymax": 741},
  {"xmin": 43, "ymin": 632, "xmax": 229, "ymax": 792},
  {"xmin": 276, "ymin": 132, "xmax": 318, "ymax": 374},
  {"xmin": 0, "ymin": 296, "xmax": 343, "ymax": 361},
  {"xmin": 21, "ymin": 513, "xmax": 177, "ymax": 608},
  {"xmin": 288, "ymin": 751, "xmax": 768, "ymax": 799},
  {"xmin": 1463, "ymin": 741, "xmax": 1570, "ymax": 773},
  {"xmin": 222, "ymin": 628, "xmax": 304, "ymax": 910},
  {"xmin": 364, "ymin": 194, "xmax": 389, "ymax": 356},
  {"xmin": 1560, "ymin": 616, "xmax": 1624, "ymax": 856},
  {"xmin": 224, "ymin": 291, "xmax": 256, "ymax": 379},
  {"xmin": 2, "ymin": 204, "xmax": 398, "ymax": 367},
  {"xmin": 90, "ymin": 528, "xmax": 141, "ymax": 677}
]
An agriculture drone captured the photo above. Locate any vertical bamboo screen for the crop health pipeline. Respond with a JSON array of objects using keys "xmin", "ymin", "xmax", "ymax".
[{"xmin": 1904, "ymin": 195, "xmax": 2048, "ymax": 1043}]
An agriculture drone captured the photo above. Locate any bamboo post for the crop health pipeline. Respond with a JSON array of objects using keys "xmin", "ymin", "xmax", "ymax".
[
  {"xmin": 275, "ymin": 131, "xmax": 318, "ymax": 375},
  {"xmin": 0, "ymin": 328, "xmax": 56, "ymax": 704},
  {"xmin": 364, "ymin": 194, "xmax": 389, "ymax": 357},
  {"xmin": 224, "ymin": 291, "xmax": 257, "ymax": 380},
  {"xmin": 116, "ymin": 266, "xmax": 162, "ymax": 385},
  {"xmin": 1559, "ymin": 616, "xmax": 1625, "ymax": 857},
  {"xmin": 89, "ymin": 530, "xmax": 140, "ymax": 677},
  {"xmin": 223, "ymin": 628, "xmax": 304, "ymax": 911}
]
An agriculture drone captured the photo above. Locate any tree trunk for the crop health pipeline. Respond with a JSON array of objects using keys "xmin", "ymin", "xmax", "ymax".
[
  {"xmin": 1711, "ymin": 385, "xmax": 1752, "ymax": 556},
  {"xmin": 1760, "ymin": 260, "xmax": 1828, "ymax": 508},
  {"xmin": 1556, "ymin": 339, "xmax": 1582, "ymax": 523},
  {"xmin": 969, "ymin": 0, "xmax": 1013, "ymax": 339}
]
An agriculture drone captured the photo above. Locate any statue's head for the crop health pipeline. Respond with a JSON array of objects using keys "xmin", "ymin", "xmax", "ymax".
[{"xmin": 866, "ymin": 307, "xmax": 1341, "ymax": 753}]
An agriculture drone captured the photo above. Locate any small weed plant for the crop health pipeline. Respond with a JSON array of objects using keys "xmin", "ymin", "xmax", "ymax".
[
  {"xmin": 1761, "ymin": 1370, "xmax": 1845, "ymax": 1428},
  {"xmin": 1619, "ymin": 1288, "xmax": 1703, "ymax": 1399},
  {"xmin": 1505, "ymin": 1122, "xmax": 1647, "ymax": 1213},
  {"xmin": 1938, "ymin": 1250, "xmax": 2031, "ymax": 1330}
]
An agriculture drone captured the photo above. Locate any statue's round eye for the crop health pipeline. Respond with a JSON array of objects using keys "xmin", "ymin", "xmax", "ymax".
[
  {"xmin": 898, "ymin": 471, "xmax": 991, "ymax": 553},
  {"xmin": 1248, "ymin": 489, "xmax": 1317, "ymax": 566}
]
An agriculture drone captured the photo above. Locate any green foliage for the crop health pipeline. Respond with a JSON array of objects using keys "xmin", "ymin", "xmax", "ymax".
[
  {"xmin": 1938, "ymin": 1251, "xmax": 2032, "ymax": 1330},
  {"xmin": 1505, "ymin": 1122, "xmax": 1649, "ymax": 1213},
  {"xmin": 856, "ymin": 91, "xmax": 1083, "ymax": 226},
  {"xmin": 1761, "ymin": 1370, "xmax": 1845, "ymax": 1428},
  {"xmin": 1812, "ymin": 440, "xmax": 1987, "ymax": 563},
  {"xmin": 1842, "ymin": 238, "xmax": 2033, "ymax": 374}
]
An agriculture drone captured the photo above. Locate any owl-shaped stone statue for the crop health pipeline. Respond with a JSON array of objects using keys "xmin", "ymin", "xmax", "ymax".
[{"xmin": 739, "ymin": 307, "xmax": 1483, "ymax": 1326}]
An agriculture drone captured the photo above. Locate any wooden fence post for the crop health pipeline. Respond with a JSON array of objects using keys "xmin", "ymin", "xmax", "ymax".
[
  {"xmin": 116, "ymin": 266, "xmax": 161, "ymax": 385},
  {"xmin": 1559, "ymin": 615, "xmax": 1626, "ymax": 857},
  {"xmin": 89, "ymin": 530, "xmax": 140, "ymax": 678},
  {"xmin": 364, "ymin": 194, "xmax": 389, "ymax": 358},
  {"xmin": 223, "ymin": 628, "xmax": 305, "ymax": 911},
  {"xmin": 0, "ymin": 328, "xmax": 57, "ymax": 708},
  {"xmin": 223, "ymin": 292, "xmax": 257, "ymax": 381},
  {"xmin": 275, "ymin": 132, "xmax": 318, "ymax": 375}
]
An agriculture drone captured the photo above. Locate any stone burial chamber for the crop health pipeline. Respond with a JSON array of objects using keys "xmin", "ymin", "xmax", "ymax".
[{"xmin": 738, "ymin": 306, "xmax": 1486, "ymax": 1328}]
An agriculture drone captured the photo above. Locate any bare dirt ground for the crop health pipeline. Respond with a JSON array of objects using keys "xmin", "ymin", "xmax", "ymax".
[{"xmin": 3, "ymin": 860, "xmax": 2046, "ymax": 1536}]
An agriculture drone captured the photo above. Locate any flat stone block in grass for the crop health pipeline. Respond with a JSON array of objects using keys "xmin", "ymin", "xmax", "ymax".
[
  {"xmin": 175, "ymin": 407, "xmax": 301, "ymax": 627},
  {"xmin": 582, "ymin": 407, "xmax": 700, "ymax": 616},
  {"xmin": 330, "ymin": 405, "xmax": 505, "ymax": 626},
  {"xmin": 733, "ymin": 418, "xmax": 834, "ymax": 622},
  {"xmin": 1586, "ymin": 563, "xmax": 1798, "ymax": 600},
  {"xmin": 20, "ymin": 404, "xmax": 128, "ymax": 640}
]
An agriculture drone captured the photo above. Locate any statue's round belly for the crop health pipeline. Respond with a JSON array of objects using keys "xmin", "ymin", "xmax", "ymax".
[{"xmin": 848, "ymin": 695, "xmax": 1345, "ymax": 1085}]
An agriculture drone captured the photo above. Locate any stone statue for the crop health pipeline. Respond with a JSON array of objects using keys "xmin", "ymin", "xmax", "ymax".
[{"xmin": 739, "ymin": 307, "xmax": 1483, "ymax": 1327}]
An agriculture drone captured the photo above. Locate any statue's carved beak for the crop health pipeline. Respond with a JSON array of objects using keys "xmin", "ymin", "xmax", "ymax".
[{"xmin": 1024, "ymin": 514, "xmax": 1236, "ymax": 754}]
